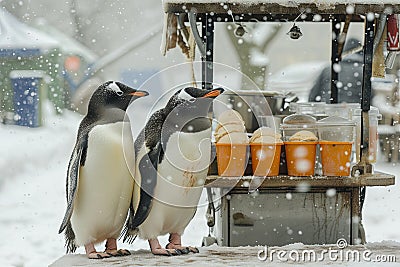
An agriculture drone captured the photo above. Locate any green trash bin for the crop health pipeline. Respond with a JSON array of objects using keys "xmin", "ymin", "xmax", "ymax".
[{"xmin": 10, "ymin": 70, "xmax": 44, "ymax": 127}]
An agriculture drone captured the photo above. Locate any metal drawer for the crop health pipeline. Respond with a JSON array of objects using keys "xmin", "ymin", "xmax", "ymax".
[{"xmin": 216, "ymin": 189, "xmax": 352, "ymax": 246}]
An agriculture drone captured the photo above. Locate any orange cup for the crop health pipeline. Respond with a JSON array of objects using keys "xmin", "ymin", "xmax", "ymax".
[
  {"xmin": 319, "ymin": 141, "xmax": 353, "ymax": 176},
  {"xmin": 216, "ymin": 143, "xmax": 248, "ymax": 176},
  {"xmin": 284, "ymin": 141, "xmax": 317, "ymax": 176},
  {"xmin": 250, "ymin": 143, "xmax": 282, "ymax": 176}
]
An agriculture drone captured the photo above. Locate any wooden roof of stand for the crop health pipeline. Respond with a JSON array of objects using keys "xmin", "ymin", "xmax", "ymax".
[{"xmin": 163, "ymin": 0, "xmax": 400, "ymax": 15}]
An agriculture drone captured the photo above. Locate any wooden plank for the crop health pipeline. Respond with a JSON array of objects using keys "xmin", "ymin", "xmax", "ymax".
[{"xmin": 205, "ymin": 172, "xmax": 395, "ymax": 188}]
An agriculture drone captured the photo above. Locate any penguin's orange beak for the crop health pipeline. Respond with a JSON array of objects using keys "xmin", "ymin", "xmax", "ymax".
[
  {"xmin": 130, "ymin": 90, "xmax": 149, "ymax": 97},
  {"xmin": 202, "ymin": 89, "xmax": 223, "ymax": 98}
]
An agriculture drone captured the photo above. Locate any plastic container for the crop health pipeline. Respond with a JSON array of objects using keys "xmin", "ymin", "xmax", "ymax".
[
  {"xmin": 10, "ymin": 70, "xmax": 44, "ymax": 127},
  {"xmin": 351, "ymin": 107, "xmax": 382, "ymax": 163},
  {"xmin": 319, "ymin": 141, "xmax": 353, "ymax": 176},
  {"xmin": 281, "ymin": 114, "xmax": 318, "ymax": 176},
  {"xmin": 284, "ymin": 141, "xmax": 317, "ymax": 176},
  {"xmin": 289, "ymin": 102, "xmax": 326, "ymax": 117},
  {"xmin": 280, "ymin": 114, "xmax": 318, "ymax": 141},
  {"xmin": 318, "ymin": 116, "xmax": 355, "ymax": 142},
  {"xmin": 216, "ymin": 143, "xmax": 248, "ymax": 176},
  {"xmin": 213, "ymin": 90, "xmax": 285, "ymax": 133},
  {"xmin": 323, "ymin": 103, "xmax": 360, "ymax": 119},
  {"xmin": 250, "ymin": 143, "xmax": 282, "ymax": 176},
  {"xmin": 317, "ymin": 116, "xmax": 355, "ymax": 176}
]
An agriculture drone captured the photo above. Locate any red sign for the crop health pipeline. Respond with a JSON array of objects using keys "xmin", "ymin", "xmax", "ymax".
[
  {"xmin": 64, "ymin": 56, "xmax": 81, "ymax": 72},
  {"xmin": 387, "ymin": 14, "xmax": 400, "ymax": 51}
]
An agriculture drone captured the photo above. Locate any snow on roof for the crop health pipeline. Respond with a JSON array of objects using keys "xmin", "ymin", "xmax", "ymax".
[
  {"xmin": 163, "ymin": 0, "xmax": 400, "ymax": 5},
  {"xmin": 0, "ymin": 8, "xmax": 59, "ymax": 53},
  {"xmin": 163, "ymin": 0, "xmax": 400, "ymax": 13},
  {"xmin": 34, "ymin": 18, "xmax": 98, "ymax": 63}
]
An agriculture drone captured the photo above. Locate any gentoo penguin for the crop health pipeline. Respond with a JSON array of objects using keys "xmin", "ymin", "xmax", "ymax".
[
  {"xmin": 122, "ymin": 86, "xmax": 224, "ymax": 256},
  {"xmin": 58, "ymin": 81, "xmax": 148, "ymax": 259}
]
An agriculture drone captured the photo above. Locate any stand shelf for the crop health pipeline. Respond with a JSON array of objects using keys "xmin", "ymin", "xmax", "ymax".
[{"xmin": 205, "ymin": 172, "xmax": 395, "ymax": 188}]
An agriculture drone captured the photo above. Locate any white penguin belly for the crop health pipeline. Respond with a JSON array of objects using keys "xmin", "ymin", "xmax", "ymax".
[
  {"xmin": 138, "ymin": 129, "xmax": 211, "ymax": 239},
  {"xmin": 71, "ymin": 122, "xmax": 135, "ymax": 246}
]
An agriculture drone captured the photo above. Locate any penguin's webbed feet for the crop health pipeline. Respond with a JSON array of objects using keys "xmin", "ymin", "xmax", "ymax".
[
  {"xmin": 149, "ymin": 238, "xmax": 182, "ymax": 256},
  {"xmin": 87, "ymin": 252, "xmax": 111, "ymax": 259},
  {"xmin": 151, "ymin": 247, "xmax": 182, "ymax": 256},
  {"xmin": 105, "ymin": 249, "xmax": 131, "ymax": 257},
  {"xmin": 85, "ymin": 243, "xmax": 111, "ymax": 259},
  {"xmin": 166, "ymin": 233, "xmax": 200, "ymax": 254},
  {"xmin": 166, "ymin": 243, "xmax": 200, "ymax": 254},
  {"xmin": 103, "ymin": 238, "xmax": 131, "ymax": 257}
]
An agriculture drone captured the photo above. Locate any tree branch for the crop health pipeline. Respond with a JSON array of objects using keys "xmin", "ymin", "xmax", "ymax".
[{"xmin": 260, "ymin": 24, "xmax": 283, "ymax": 53}]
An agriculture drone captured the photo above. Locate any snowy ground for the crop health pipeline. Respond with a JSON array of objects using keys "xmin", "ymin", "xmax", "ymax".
[
  {"xmin": 51, "ymin": 242, "xmax": 400, "ymax": 267},
  {"xmin": 0, "ymin": 104, "xmax": 399, "ymax": 267}
]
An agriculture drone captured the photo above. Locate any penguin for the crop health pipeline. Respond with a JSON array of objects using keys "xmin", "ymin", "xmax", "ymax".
[
  {"xmin": 58, "ymin": 81, "xmax": 148, "ymax": 259},
  {"xmin": 122, "ymin": 86, "xmax": 224, "ymax": 256}
]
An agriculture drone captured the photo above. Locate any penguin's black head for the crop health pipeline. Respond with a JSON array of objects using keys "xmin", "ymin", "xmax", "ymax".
[
  {"xmin": 161, "ymin": 87, "xmax": 224, "ymax": 133},
  {"xmin": 165, "ymin": 87, "xmax": 224, "ymax": 113},
  {"xmin": 87, "ymin": 81, "xmax": 148, "ymax": 115}
]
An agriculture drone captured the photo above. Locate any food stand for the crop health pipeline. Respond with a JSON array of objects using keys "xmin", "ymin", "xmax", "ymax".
[{"xmin": 161, "ymin": 1, "xmax": 397, "ymax": 246}]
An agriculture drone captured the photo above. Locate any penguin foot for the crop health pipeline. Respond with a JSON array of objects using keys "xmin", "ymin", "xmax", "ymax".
[
  {"xmin": 87, "ymin": 252, "xmax": 111, "ymax": 259},
  {"xmin": 149, "ymin": 238, "xmax": 182, "ymax": 256},
  {"xmin": 166, "ymin": 243, "xmax": 199, "ymax": 254},
  {"xmin": 118, "ymin": 249, "xmax": 131, "ymax": 256},
  {"xmin": 85, "ymin": 243, "xmax": 111, "ymax": 259},
  {"xmin": 105, "ymin": 249, "xmax": 131, "ymax": 257},
  {"xmin": 151, "ymin": 248, "xmax": 182, "ymax": 256}
]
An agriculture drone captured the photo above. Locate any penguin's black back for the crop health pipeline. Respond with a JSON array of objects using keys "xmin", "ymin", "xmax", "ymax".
[{"xmin": 137, "ymin": 100, "xmax": 213, "ymax": 153}]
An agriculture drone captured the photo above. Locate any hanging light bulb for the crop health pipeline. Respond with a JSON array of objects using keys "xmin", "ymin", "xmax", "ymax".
[
  {"xmin": 287, "ymin": 23, "xmax": 303, "ymax": 39},
  {"xmin": 234, "ymin": 24, "xmax": 247, "ymax": 37}
]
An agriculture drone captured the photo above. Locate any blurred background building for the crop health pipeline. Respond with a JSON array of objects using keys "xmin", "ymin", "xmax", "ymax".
[{"xmin": 0, "ymin": 0, "xmax": 392, "ymax": 120}]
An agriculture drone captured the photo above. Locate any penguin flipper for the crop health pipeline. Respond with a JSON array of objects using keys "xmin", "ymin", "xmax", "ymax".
[
  {"xmin": 58, "ymin": 142, "xmax": 83, "ymax": 234},
  {"xmin": 122, "ymin": 143, "xmax": 161, "ymax": 242}
]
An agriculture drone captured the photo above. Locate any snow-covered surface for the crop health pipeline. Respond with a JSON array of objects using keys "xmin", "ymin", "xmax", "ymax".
[
  {"xmin": 0, "ymin": 102, "xmax": 399, "ymax": 266},
  {"xmin": 51, "ymin": 242, "xmax": 400, "ymax": 266},
  {"xmin": 0, "ymin": 8, "xmax": 58, "ymax": 50}
]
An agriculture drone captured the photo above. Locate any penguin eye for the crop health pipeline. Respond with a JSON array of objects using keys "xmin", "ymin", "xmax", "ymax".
[
  {"xmin": 188, "ymin": 98, "xmax": 196, "ymax": 103},
  {"xmin": 116, "ymin": 91, "xmax": 123, "ymax": 96}
]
